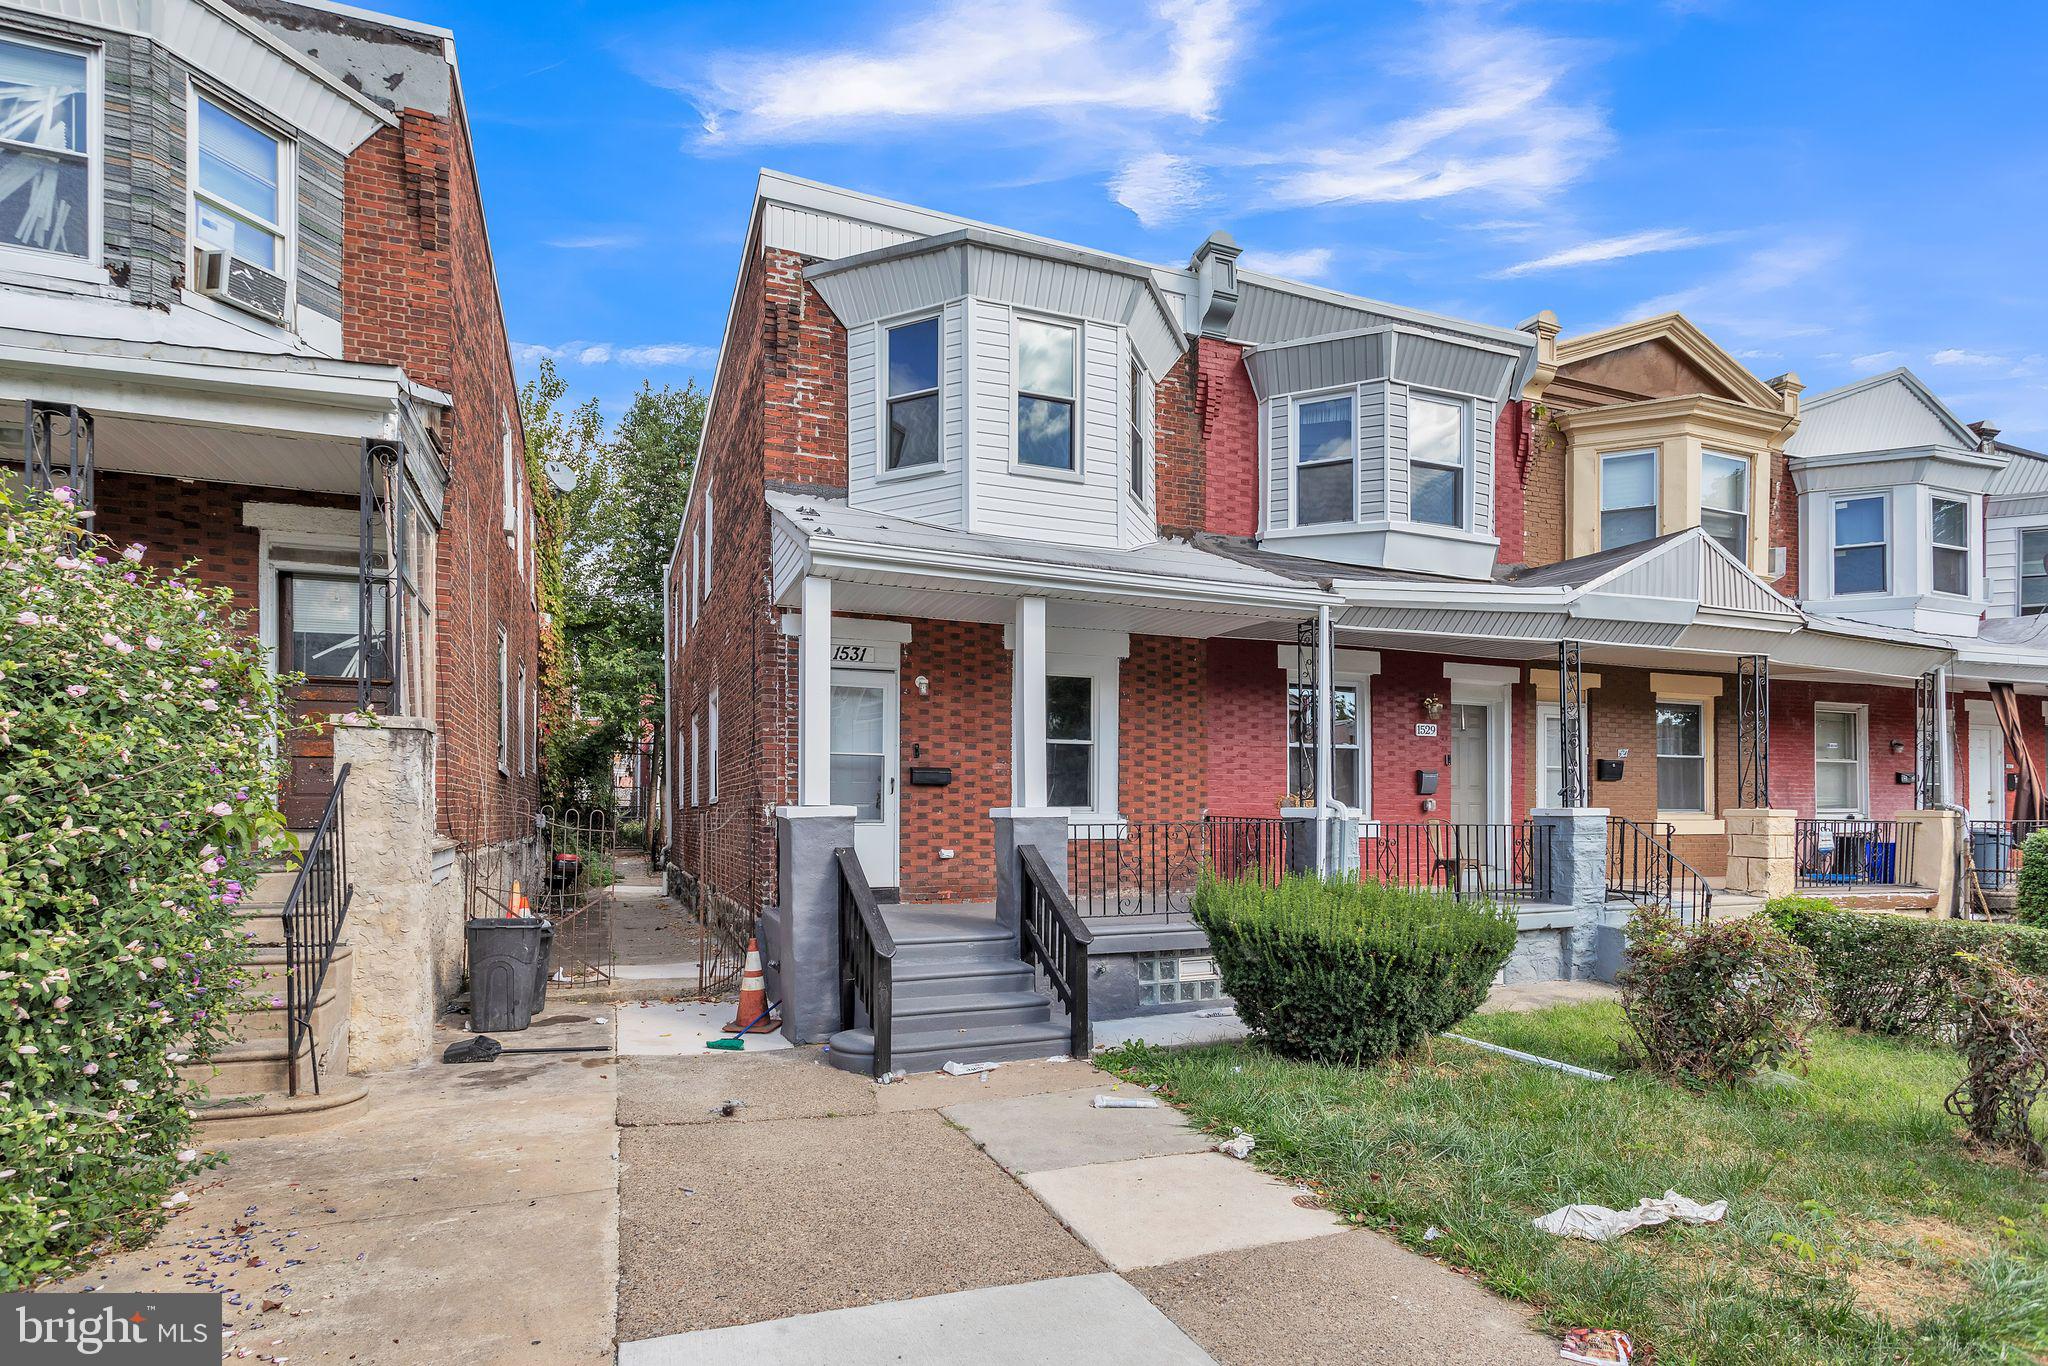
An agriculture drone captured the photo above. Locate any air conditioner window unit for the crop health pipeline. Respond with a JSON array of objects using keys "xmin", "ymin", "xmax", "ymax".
[{"xmin": 192, "ymin": 246, "xmax": 288, "ymax": 324}]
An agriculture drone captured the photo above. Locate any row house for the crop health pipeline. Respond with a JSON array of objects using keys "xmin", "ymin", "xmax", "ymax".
[
  {"xmin": 3, "ymin": 0, "xmax": 542, "ymax": 1115},
  {"xmin": 664, "ymin": 173, "xmax": 2046, "ymax": 1073}
]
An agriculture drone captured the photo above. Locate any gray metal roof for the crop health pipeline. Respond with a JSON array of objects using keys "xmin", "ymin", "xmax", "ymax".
[{"xmin": 1788, "ymin": 368, "xmax": 1980, "ymax": 458}]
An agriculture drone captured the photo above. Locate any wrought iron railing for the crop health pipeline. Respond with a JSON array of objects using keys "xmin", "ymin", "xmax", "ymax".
[
  {"xmin": 835, "ymin": 847, "xmax": 896, "ymax": 1077},
  {"xmin": 1363, "ymin": 821, "xmax": 1547, "ymax": 907},
  {"xmin": 1967, "ymin": 819, "xmax": 2048, "ymax": 892},
  {"xmin": 1605, "ymin": 816, "xmax": 1712, "ymax": 928},
  {"xmin": 282, "ymin": 764, "xmax": 352, "ymax": 1097},
  {"xmin": 1018, "ymin": 845, "xmax": 1093, "ymax": 1059},
  {"xmin": 1066, "ymin": 817, "xmax": 1287, "ymax": 920},
  {"xmin": 1794, "ymin": 819, "xmax": 1916, "ymax": 890}
]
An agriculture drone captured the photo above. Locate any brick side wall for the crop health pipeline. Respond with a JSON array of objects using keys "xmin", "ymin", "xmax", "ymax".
[
  {"xmin": 1206, "ymin": 640, "xmax": 1287, "ymax": 817},
  {"xmin": 1154, "ymin": 347, "xmax": 1202, "ymax": 535},
  {"xmin": 1523, "ymin": 409, "xmax": 1568, "ymax": 566},
  {"xmin": 1769, "ymin": 446, "xmax": 1800, "ymax": 596},
  {"xmin": 762, "ymin": 249, "xmax": 848, "ymax": 490},
  {"xmin": 1494, "ymin": 398, "xmax": 1528, "ymax": 566},
  {"xmin": 1768, "ymin": 681, "xmax": 1918, "ymax": 819},
  {"xmin": 1192, "ymin": 339, "xmax": 1260, "ymax": 537}
]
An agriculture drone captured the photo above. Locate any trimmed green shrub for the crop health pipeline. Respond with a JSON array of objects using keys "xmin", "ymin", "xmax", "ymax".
[
  {"xmin": 2016, "ymin": 830, "xmax": 2048, "ymax": 928},
  {"xmin": 1768, "ymin": 897, "xmax": 2048, "ymax": 1039},
  {"xmin": 1619, "ymin": 907, "xmax": 1822, "ymax": 1087},
  {"xmin": 1192, "ymin": 873, "xmax": 1515, "ymax": 1065},
  {"xmin": 1, "ymin": 490, "xmax": 291, "ymax": 1287}
]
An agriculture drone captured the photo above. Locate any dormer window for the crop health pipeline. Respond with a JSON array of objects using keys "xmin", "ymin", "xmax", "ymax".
[
  {"xmin": 885, "ymin": 316, "xmax": 940, "ymax": 471},
  {"xmin": 1016, "ymin": 317, "xmax": 1077, "ymax": 470},
  {"xmin": 0, "ymin": 33, "xmax": 93, "ymax": 261},
  {"xmin": 1832, "ymin": 494, "xmax": 1888, "ymax": 595},
  {"xmin": 1600, "ymin": 450, "xmax": 1657, "ymax": 551},
  {"xmin": 2022, "ymin": 528, "xmax": 2048, "ymax": 615},
  {"xmin": 1409, "ymin": 394, "xmax": 1465, "ymax": 529},
  {"xmin": 1294, "ymin": 394, "xmax": 1355, "ymax": 526},
  {"xmin": 1931, "ymin": 496, "xmax": 1969, "ymax": 596},
  {"xmin": 1701, "ymin": 451, "xmax": 1749, "ymax": 559}
]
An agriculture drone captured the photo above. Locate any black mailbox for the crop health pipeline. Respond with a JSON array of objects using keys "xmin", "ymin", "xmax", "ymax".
[
  {"xmin": 1596, "ymin": 758, "xmax": 1624, "ymax": 783},
  {"xmin": 909, "ymin": 767, "xmax": 953, "ymax": 787},
  {"xmin": 1415, "ymin": 770, "xmax": 1439, "ymax": 795}
]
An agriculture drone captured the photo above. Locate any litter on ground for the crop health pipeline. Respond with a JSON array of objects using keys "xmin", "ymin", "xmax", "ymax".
[
  {"xmin": 1214, "ymin": 1128, "xmax": 1255, "ymax": 1159},
  {"xmin": 1534, "ymin": 1191, "xmax": 1727, "ymax": 1242},
  {"xmin": 942, "ymin": 1060, "xmax": 999, "ymax": 1076},
  {"xmin": 1094, "ymin": 1095, "xmax": 1160, "ymax": 1109},
  {"xmin": 1559, "ymin": 1328, "xmax": 1634, "ymax": 1364}
]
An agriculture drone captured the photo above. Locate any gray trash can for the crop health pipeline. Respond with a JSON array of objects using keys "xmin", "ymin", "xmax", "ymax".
[{"xmin": 467, "ymin": 917, "xmax": 553, "ymax": 1033}]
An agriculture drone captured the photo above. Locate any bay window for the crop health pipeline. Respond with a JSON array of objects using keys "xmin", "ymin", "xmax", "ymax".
[
  {"xmin": 1408, "ymin": 394, "xmax": 1465, "ymax": 528},
  {"xmin": 1016, "ymin": 318, "xmax": 1077, "ymax": 470},
  {"xmin": 1832, "ymin": 495, "xmax": 1888, "ymax": 595},
  {"xmin": 1931, "ymin": 496, "xmax": 1969, "ymax": 596},
  {"xmin": 1600, "ymin": 450, "xmax": 1657, "ymax": 551},
  {"xmin": 885, "ymin": 316, "xmax": 940, "ymax": 471},
  {"xmin": 191, "ymin": 94, "xmax": 285, "ymax": 275},
  {"xmin": 1701, "ymin": 451, "xmax": 1749, "ymax": 559},
  {"xmin": 1655, "ymin": 702, "xmax": 1706, "ymax": 812},
  {"xmin": 1294, "ymin": 393, "xmax": 1355, "ymax": 526},
  {"xmin": 0, "ymin": 33, "xmax": 92, "ymax": 261},
  {"xmin": 2022, "ymin": 528, "xmax": 2048, "ymax": 615}
]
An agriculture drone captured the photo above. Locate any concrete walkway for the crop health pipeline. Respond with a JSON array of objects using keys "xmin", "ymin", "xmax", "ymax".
[{"xmin": 615, "ymin": 1020, "xmax": 1557, "ymax": 1365}]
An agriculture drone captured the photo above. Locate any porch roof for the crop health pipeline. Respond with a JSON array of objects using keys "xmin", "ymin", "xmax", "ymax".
[
  {"xmin": 1951, "ymin": 618, "xmax": 2048, "ymax": 689},
  {"xmin": 765, "ymin": 490, "xmax": 1339, "ymax": 636}
]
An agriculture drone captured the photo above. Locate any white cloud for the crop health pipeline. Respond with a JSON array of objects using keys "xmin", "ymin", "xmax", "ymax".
[
  {"xmin": 1849, "ymin": 350, "xmax": 1903, "ymax": 370},
  {"xmin": 1112, "ymin": 152, "xmax": 1205, "ymax": 227},
  {"xmin": 546, "ymin": 231, "xmax": 643, "ymax": 250},
  {"xmin": 1624, "ymin": 239, "xmax": 1845, "ymax": 339},
  {"xmin": 1264, "ymin": 22, "xmax": 1611, "ymax": 208},
  {"xmin": 676, "ymin": 0, "xmax": 1239, "ymax": 143},
  {"xmin": 1930, "ymin": 347, "xmax": 2007, "ymax": 367},
  {"xmin": 1239, "ymin": 246, "xmax": 1334, "ymax": 281},
  {"xmin": 1491, "ymin": 228, "xmax": 1715, "ymax": 279},
  {"xmin": 513, "ymin": 341, "xmax": 716, "ymax": 368}
]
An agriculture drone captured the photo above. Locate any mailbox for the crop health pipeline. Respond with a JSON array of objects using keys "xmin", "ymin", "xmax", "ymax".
[
  {"xmin": 1595, "ymin": 758, "xmax": 1625, "ymax": 783},
  {"xmin": 1415, "ymin": 770, "xmax": 1439, "ymax": 795},
  {"xmin": 909, "ymin": 767, "xmax": 953, "ymax": 787}
]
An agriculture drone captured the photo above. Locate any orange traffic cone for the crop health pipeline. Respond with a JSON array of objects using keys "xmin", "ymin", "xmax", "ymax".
[{"xmin": 723, "ymin": 938, "xmax": 779, "ymax": 1034}]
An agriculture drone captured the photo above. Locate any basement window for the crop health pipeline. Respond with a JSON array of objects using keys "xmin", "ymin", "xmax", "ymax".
[{"xmin": 1138, "ymin": 950, "xmax": 1222, "ymax": 1006}]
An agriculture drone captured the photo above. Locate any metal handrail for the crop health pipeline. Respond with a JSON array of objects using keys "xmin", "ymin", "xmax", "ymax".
[
  {"xmin": 1066, "ymin": 817, "xmax": 1287, "ymax": 919},
  {"xmin": 1966, "ymin": 818, "xmax": 2048, "ymax": 891},
  {"xmin": 835, "ymin": 848, "xmax": 896, "ymax": 1076},
  {"xmin": 1605, "ymin": 815, "xmax": 1712, "ymax": 929},
  {"xmin": 1018, "ymin": 845, "xmax": 1093, "ymax": 1060},
  {"xmin": 282, "ymin": 764, "xmax": 352, "ymax": 1096}
]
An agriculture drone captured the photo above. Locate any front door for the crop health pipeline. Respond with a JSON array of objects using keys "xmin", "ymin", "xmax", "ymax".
[
  {"xmin": 1968, "ymin": 717, "xmax": 2004, "ymax": 822},
  {"xmin": 830, "ymin": 668, "xmax": 899, "ymax": 889},
  {"xmin": 1449, "ymin": 703, "xmax": 1492, "ymax": 825}
]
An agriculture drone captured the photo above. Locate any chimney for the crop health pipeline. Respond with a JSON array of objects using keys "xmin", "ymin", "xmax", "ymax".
[
  {"xmin": 1768, "ymin": 372, "xmax": 1804, "ymax": 422},
  {"xmin": 1970, "ymin": 420, "xmax": 2002, "ymax": 454},
  {"xmin": 1190, "ymin": 231, "xmax": 1242, "ymax": 339},
  {"xmin": 1518, "ymin": 310, "xmax": 1560, "ymax": 400}
]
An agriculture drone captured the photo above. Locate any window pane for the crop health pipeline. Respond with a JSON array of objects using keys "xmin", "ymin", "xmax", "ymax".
[
  {"xmin": 288, "ymin": 576, "xmax": 386, "ymax": 679},
  {"xmin": 1601, "ymin": 451, "xmax": 1655, "ymax": 510},
  {"xmin": 198, "ymin": 99, "xmax": 279, "ymax": 224},
  {"xmin": 1017, "ymin": 395, "xmax": 1073, "ymax": 468},
  {"xmin": 1834, "ymin": 543, "xmax": 1886, "ymax": 595},
  {"xmin": 887, "ymin": 393, "xmax": 939, "ymax": 469},
  {"xmin": 1333, "ymin": 750, "xmax": 1361, "ymax": 809},
  {"xmin": 1296, "ymin": 460, "xmax": 1353, "ymax": 525},
  {"xmin": 1656, "ymin": 704, "xmax": 1702, "ymax": 758},
  {"xmin": 1815, "ymin": 763, "xmax": 1857, "ymax": 812},
  {"xmin": 194, "ymin": 201, "xmax": 278, "ymax": 270},
  {"xmin": 1657, "ymin": 756, "xmax": 1704, "ymax": 811},
  {"xmin": 2024, "ymin": 531, "xmax": 2048, "ymax": 577},
  {"xmin": 1702, "ymin": 453, "xmax": 1747, "ymax": 513},
  {"xmin": 1410, "ymin": 396, "xmax": 1462, "ymax": 466},
  {"xmin": 1816, "ymin": 710, "xmax": 1859, "ymax": 760},
  {"xmin": 1329, "ymin": 686, "xmax": 1358, "ymax": 747},
  {"xmin": 1933, "ymin": 545, "xmax": 1968, "ymax": 596},
  {"xmin": 0, "ymin": 38, "xmax": 87, "ymax": 153},
  {"xmin": 1411, "ymin": 463, "xmax": 1460, "ymax": 527},
  {"xmin": 1601, "ymin": 505, "xmax": 1657, "ymax": 551},
  {"xmin": 1047, "ymin": 743, "xmax": 1092, "ymax": 808},
  {"xmin": 1701, "ymin": 507, "xmax": 1747, "ymax": 560},
  {"xmin": 830, "ymin": 684, "xmax": 886, "ymax": 752},
  {"xmin": 1297, "ymin": 397, "xmax": 1353, "ymax": 465},
  {"xmin": 1835, "ymin": 496, "xmax": 1885, "ymax": 546},
  {"xmin": 0, "ymin": 146, "xmax": 87, "ymax": 257},
  {"xmin": 2024, "ymin": 574, "xmax": 2048, "ymax": 612},
  {"xmin": 1046, "ymin": 675, "xmax": 1092, "ymax": 741},
  {"xmin": 1932, "ymin": 497, "xmax": 1968, "ymax": 549},
  {"xmin": 829, "ymin": 755, "xmax": 884, "ymax": 821},
  {"xmin": 1017, "ymin": 319, "xmax": 1075, "ymax": 398},
  {"xmin": 887, "ymin": 317, "xmax": 939, "ymax": 396}
]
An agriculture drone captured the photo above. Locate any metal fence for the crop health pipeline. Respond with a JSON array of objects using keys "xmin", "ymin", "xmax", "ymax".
[
  {"xmin": 1794, "ymin": 818, "xmax": 1916, "ymax": 890},
  {"xmin": 1363, "ymin": 821, "xmax": 1547, "ymax": 907},
  {"xmin": 1966, "ymin": 819, "xmax": 2048, "ymax": 892},
  {"xmin": 1066, "ymin": 817, "xmax": 1288, "ymax": 920}
]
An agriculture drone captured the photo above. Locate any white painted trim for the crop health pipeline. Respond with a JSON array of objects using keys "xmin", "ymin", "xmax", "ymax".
[
  {"xmin": 1004, "ymin": 625, "xmax": 1131, "ymax": 658},
  {"xmin": 1276, "ymin": 644, "xmax": 1380, "ymax": 677},
  {"xmin": 1533, "ymin": 700, "xmax": 1591, "ymax": 809},
  {"xmin": 0, "ymin": 25, "xmax": 102, "ymax": 277},
  {"xmin": 1013, "ymin": 597, "xmax": 1049, "ymax": 810},
  {"xmin": 779, "ymin": 613, "xmax": 915, "ymax": 646},
  {"xmin": 242, "ymin": 501, "xmax": 357, "ymax": 536},
  {"xmin": 1651, "ymin": 693, "xmax": 1715, "ymax": 819},
  {"xmin": 1284, "ymin": 668, "xmax": 1372, "ymax": 816},
  {"xmin": 1008, "ymin": 310, "xmax": 1084, "ymax": 480},
  {"xmin": 1044, "ymin": 647, "xmax": 1121, "ymax": 829},
  {"xmin": 829, "ymin": 663, "xmax": 897, "ymax": 884},
  {"xmin": 876, "ymin": 310, "xmax": 946, "ymax": 481},
  {"xmin": 797, "ymin": 576, "xmax": 833, "ymax": 806},
  {"xmin": 1444, "ymin": 661, "xmax": 1521, "ymax": 686}
]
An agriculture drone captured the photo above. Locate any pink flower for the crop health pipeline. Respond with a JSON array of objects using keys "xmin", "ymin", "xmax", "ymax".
[
  {"xmin": 53, "ymin": 996, "xmax": 69, "ymax": 1010},
  {"xmin": 83, "ymin": 1062, "xmax": 98, "ymax": 1075},
  {"xmin": 207, "ymin": 802, "xmax": 231, "ymax": 817},
  {"xmin": 51, "ymin": 486, "xmax": 74, "ymax": 505},
  {"xmin": 65, "ymin": 685, "xmax": 87, "ymax": 698},
  {"xmin": 144, "ymin": 634, "xmax": 163, "ymax": 650},
  {"xmin": 100, "ymin": 631, "xmax": 122, "ymax": 648},
  {"xmin": 14, "ymin": 611, "xmax": 37, "ymax": 627},
  {"xmin": 122, "ymin": 543, "xmax": 145, "ymax": 562}
]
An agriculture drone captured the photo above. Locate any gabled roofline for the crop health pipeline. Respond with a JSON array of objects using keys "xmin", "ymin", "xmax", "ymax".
[
  {"xmin": 1797, "ymin": 366, "xmax": 1982, "ymax": 451},
  {"xmin": 1231, "ymin": 270, "xmax": 1539, "ymax": 358},
  {"xmin": 1555, "ymin": 311, "xmax": 1787, "ymax": 415},
  {"xmin": 186, "ymin": 0, "xmax": 399, "ymax": 136}
]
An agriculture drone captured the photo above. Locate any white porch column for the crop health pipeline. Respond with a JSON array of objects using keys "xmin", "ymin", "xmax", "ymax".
[
  {"xmin": 797, "ymin": 574, "xmax": 833, "ymax": 806},
  {"xmin": 1314, "ymin": 604, "xmax": 1334, "ymax": 876},
  {"xmin": 1934, "ymin": 666, "xmax": 1954, "ymax": 806},
  {"xmin": 1014, "ymin": 596, "xmax": 1049, "ymax": 809}
]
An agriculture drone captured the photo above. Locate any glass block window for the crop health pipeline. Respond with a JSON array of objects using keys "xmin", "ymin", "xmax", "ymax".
[{"xmin": 1137, "ymin": 950, "xmax": 1223, "ymax": 1006}]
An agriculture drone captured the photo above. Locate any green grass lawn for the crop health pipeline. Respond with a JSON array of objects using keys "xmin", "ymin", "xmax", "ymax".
[{"xmin": 1100, "ymin": 1002, "xmax": 2048, "ymax": 1365}]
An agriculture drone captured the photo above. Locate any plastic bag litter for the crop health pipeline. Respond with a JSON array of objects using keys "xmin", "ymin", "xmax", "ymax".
[
  {"xmin": 942, "ymin": 1060, "xmax": 999, "ymax": 1076},
  {"xmin": 1093, "ymin": 1095, "xmax": 1161, "ymax": 1109},
  {"xmin": 1559, "ymin": 1328, "xmax": 1633, "ymax": 1364},
  {"xmin": 1215, "ymin": 1128, "xmax": 1255, "ymax": 1159},
  {"xmin": 442, "ymin": 1036, "xmax": 502, "ymax": 1064},
  {"xmin": 1533, "ymin": 1191, "xmax": 1727, "ymax": 1242},
  {"xmin": 874, "ymin": 1069, "xmax": 908, "ymax": 1085}
]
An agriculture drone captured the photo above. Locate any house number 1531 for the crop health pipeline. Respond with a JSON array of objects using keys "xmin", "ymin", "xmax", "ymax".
[{"xmin": 831, "ymin": 644, "xmax": 873, "ymax": 663}]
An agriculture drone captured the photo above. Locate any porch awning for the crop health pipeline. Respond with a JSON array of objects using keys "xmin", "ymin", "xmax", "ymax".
[
  {"xmin": 766, "ymin": 491, "xmax": 1339, "ymax": 637},
  {"xmin": 1951, "ymin": 617, "xmax": 2048, "ymax": 689}
]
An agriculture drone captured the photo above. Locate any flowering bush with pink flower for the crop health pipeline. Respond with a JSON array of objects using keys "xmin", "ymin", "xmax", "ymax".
[{"xmin": 0, "ymin": 489, "xmax": 293, "ymax": 1286}]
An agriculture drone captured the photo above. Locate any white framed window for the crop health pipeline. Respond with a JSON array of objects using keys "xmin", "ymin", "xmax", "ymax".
[
  {"xmin": 1015, "ymin": 316, "xmax": 1078, "ymax": 471},
  {"xmin": 689, "ymin": 712, "xmax": 701, "ymax": 807},
  {"xmin": 1127, "ymin": 358, "xmax": 1153, "ymax": 501},
  {"xmin": 706, "ymin": 688, "xmax": 720, "ymax": 803},
  {"xmin": 1536, "ymin": 701, "xmax": 1591, "ymax": 808},
  {"xmin": 530, "ymin": 677, "xmax": 539, "ymax": 775},
  {"xmin": 1814, "ymin": 704, "xmax": 1867, "ymax": 817},
  {"xmin": 702, "ymin": 481, "xmax": 714, "ymax": 597},
  {"xmin": 1041, "ymin": 653, "xmax": 1120, "ymax": 820},
  {"xmin": 495, "ymin": 626, "xmax": 509, "ymax": 775},
  {"xmin": 0, "ymin": 31, "xmax": 98, "ymax": 269},
  {"xmin": 1287, "ymin": 682, "xmax": 1364, "ymax": 809},
  {"xmin": 1931, "ymin": 495, "xmax": 1970, "ymax": 597},
  {"xmin": 1832, "ymin": 494, "xmax": 1888, "ymax": 596},
  {"xmin": 1407, "ymin": 393, "xmax": 1465, "ymax": 529},
  {"xmin": 189, "ymin": 91, "xmax": 289, "ymax": 287},
  {"xmin": 1600, "ymin": 449, "xmax": 1657, "ymax": 551},
  {"xmin": 2021, "ymin": 527, "xmax": 2048, "ymax": 616},
  {"xmin": 1292, "ymin": 392, "xmax": 1355, "ymax": 527},
  {"xmin": 1655, "ymin": 701, "xmax": 1707, "ymax": 813},
  {"xmin": 515, "ymin": 664, "xmax": 527, "ymax": 777},
  {"xmin": 1701, "ymin": 451, "xmax": 1749, "ymax": 560},
  {"xmin": 884, "ymin": 316, "xmax": 941, "ymax": 472},
  {"xmin": 501, "ymin": 426, "xmax": 517, "ymax": 541}
]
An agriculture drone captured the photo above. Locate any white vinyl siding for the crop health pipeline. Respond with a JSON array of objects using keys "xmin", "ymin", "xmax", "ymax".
[{"xmin": 846, "ymin": 303, "xmax": 968, "ymax": 527}]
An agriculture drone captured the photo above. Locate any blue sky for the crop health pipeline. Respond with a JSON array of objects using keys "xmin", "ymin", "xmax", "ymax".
[{"xmin": 408, "ymin": 0, "xmax": 2048, "ymax": 442}]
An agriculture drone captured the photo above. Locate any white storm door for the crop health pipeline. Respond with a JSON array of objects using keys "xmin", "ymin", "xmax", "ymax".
[
  {"xmin": 830, "ymin": 669, "xmax": 899, "ymax": 887},
  {"xmin": 1968, "ymin": 718, "xmax": 2003, "ymax": 822}
]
